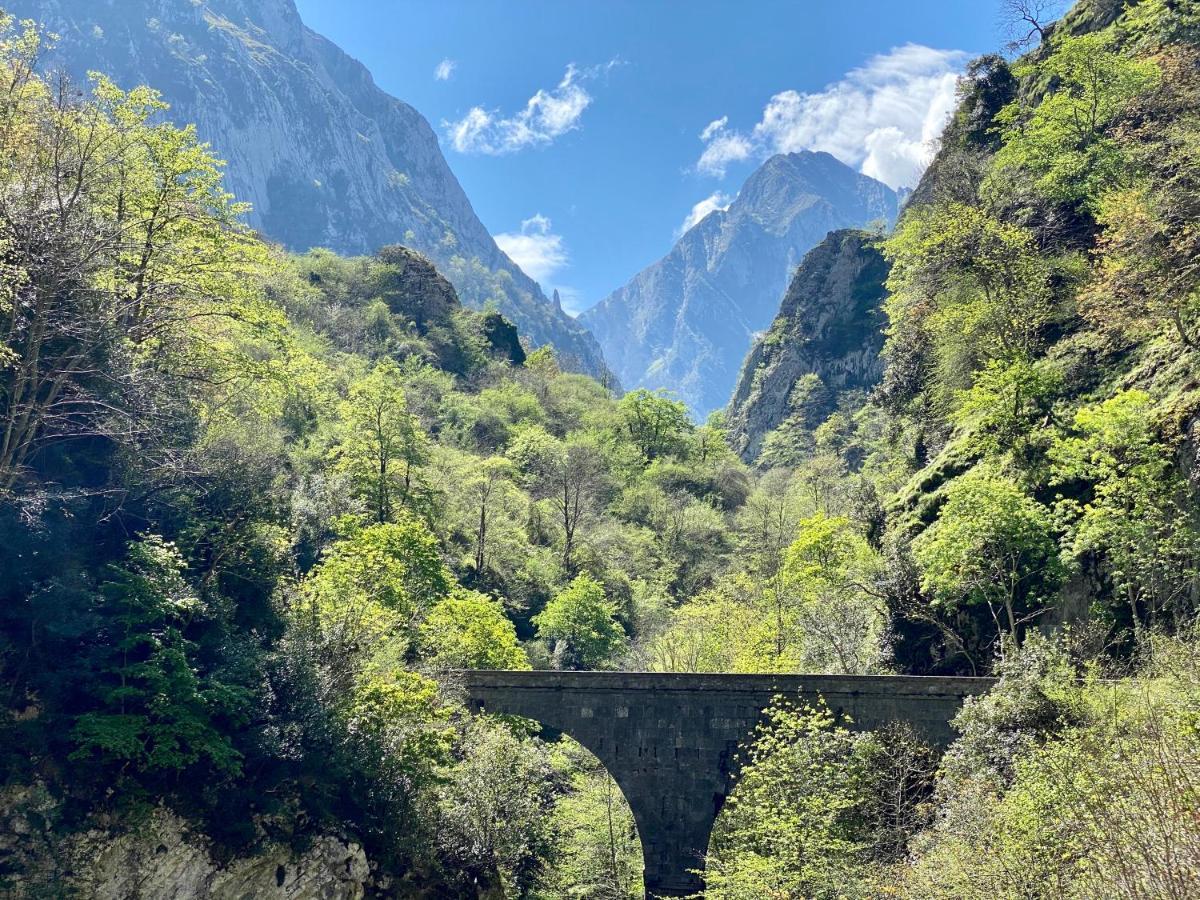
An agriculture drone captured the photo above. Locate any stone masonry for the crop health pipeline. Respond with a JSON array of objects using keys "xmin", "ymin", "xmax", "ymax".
[{"xmin": 461, "ymin": 671, "xmax": 994, "ymax": 898}]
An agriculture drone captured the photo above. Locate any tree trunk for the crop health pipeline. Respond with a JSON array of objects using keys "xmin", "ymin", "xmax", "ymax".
[{"xmin": 476, "ymin": 502, "xmax": 487, "ymax": 573}]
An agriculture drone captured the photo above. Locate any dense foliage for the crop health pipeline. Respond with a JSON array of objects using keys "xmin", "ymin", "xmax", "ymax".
[
  {"xmin": 4, "ymin": 0, "xmax": 1200, "ymax": 896},
  {"xmin": 701, "ymin": 0, "xmax": 1200, "ymax": 895}
]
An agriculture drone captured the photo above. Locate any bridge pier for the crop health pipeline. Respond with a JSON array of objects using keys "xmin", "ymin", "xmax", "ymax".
[
  {"xmin": 636, "ymin": 795, "xmax": 724, "ymax": 897},
  {"xmin": 460, "ymin": 671, "xmax": 993, "ymax": 898}
]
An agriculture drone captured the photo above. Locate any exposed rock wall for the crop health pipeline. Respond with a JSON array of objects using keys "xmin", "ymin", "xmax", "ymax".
[
  {"xmin": 9, "ymin": 0, "xmax": 609, "ymax": 377},
  {"xmin": 726, "ymin": 230, "xmax": 891, "ymax": 461},
  {"xmin": 1, "ymin": 785, "xmax": 370, "ymax": 899}
]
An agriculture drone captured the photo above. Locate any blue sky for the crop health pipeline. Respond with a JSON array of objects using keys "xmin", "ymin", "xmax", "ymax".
[{"xmin": 293, "ymin": 1, "xmax": 1006, "ymax": 314}]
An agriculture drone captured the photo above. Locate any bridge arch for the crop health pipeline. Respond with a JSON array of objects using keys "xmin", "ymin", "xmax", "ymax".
[{"xmin": 461, "ymin": 671, "xmax": 993, "ymax": 898}]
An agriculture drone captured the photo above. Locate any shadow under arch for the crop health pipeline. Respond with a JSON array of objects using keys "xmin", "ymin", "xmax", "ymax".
[{"xmin": 461, "ymin": 670, "xmax": 993, "ymax": 898}]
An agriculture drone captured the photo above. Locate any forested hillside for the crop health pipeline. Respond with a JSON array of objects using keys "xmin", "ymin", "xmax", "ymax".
[
  {"xmin": 701, "ymin": 0, "xmax": 1200, "ymax": 894},
  {"xmin": 3, "ymin": 0, "xmax": 1200, "ymax": 898},
  {"xmin": 0, "ymin": 12, "xmax": 730, "ymax": 893}
]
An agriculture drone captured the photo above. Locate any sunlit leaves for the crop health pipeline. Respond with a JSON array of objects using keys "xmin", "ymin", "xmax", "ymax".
[
  {"xmin": 1051, "ymin": 391, "xmax": 1200, "ymax": 635},
  {"xmin": 915, "ymin": 469, "xmax": 1063, "ymax": 639},
  {"xmin": 534, "ymin": 573, "xmax": 627, "ymax": 670},
  {"xmin": 419, "ymin": 590, "xmax": 529, "ymax": 671},
  {"xmin": 990, "ymin": 32, "xmax": 1159, "ymax": 207}
]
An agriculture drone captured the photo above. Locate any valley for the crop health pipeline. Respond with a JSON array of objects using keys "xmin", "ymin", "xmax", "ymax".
[{"xmin": 1, "ymin": 1, "xmax": 1200, "ymax": 898}]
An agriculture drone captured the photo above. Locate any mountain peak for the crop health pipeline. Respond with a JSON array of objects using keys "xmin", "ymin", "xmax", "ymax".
[
  {"xmin": 752, "ymin": 150, "xmax": 855, "ymax": 177},
  {"xmin": 763, "ymin": 149, "xmax": 834, "ymax": 167},
  {"xmin": 581, "ymin": 152, "xmax": 898, "ymax": 417}
]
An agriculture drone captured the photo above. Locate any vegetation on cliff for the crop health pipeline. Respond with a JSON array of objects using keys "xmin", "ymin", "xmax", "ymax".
[
  {"xmin": 3, "ymin": 0, "xmax": 1200, "ymax": 897},
  {"xmin": 701, "ymin": 1, "xmax": 1200, "ymax": 896}
]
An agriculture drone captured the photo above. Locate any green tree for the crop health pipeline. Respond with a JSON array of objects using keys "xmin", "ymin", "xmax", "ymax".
[
  {"xmin": 522, "ymin": 344, "xmax": 561, "ymax": 405},
  {"xmin": 418, "ymin": 591, "xmax": 529, "ymax": 670},
  {"xmin": 70, "ymin": 538, "xmax": 248, "ymax": 778},
  {"xmin": 643, "ymin": 574, "xmax": 788, "ymax": 674},
  {"xmin": 952, "ymin": 357, "xmax": 1063, "ymax": 462},
  {"xmin": 782, "ymin": 513, "xmax": 885, "ymax": 674},
  {"xmin": 469, "ymin": 456, "xmax": 516, "ymax": 574},
  {"xmin": 333, "ymin": 357, "xmax": 429, "ymax": 523},
  {"xmin": 0, "ymin": 25, "xmax": 277, "ymax": 493},
  {"xmin": 297, "ymin": 517, "xmax": 452, "ymax": 692},
  {"xmin": 884, "ymin": 203, "xmax": 1059, "ymax": 369},
  {"xmin": 616, "ymin": 389, "xmax": 693, "ymax": 462},
  {"xmin": 705, "ymin": 702, "xmax": 874, "ymax": 900},
  {"xmin": 339, "ymin": 669, "xmax": 454, "ymax": 835},
  {"xmin": 520, "ymin": 433, "xmax": 610, "ymax": 574},
  {"xmin": 915, "ymin": 470, "xmax": 1063, "ymax": 644},
  {"xmin": 437, "ymin": 721, "xmax": 559, "ymax": 896},
  {"xmin": 695, "ymin": 410, "xmax": 734, "ymax": 463},
  {"xmin": 990, "ymin": 31, "xmax": 1159, "ymax": 206},
  {"xmin": 534, "ymin": 574, "xmax": 627, "ymax": 670},
  {"xmin": 544, "ymin": 741, "xmax": 643, "ymax": 899},
  {"xmin": 1051, "ymin": 391, "xmax": 1200, "ymax": 638},
  {"xmin": 1085, "ymin": 49, "xmax": 1200, "ymax": 347}
]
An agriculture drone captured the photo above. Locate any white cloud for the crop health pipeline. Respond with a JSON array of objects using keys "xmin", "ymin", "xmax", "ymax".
[
  {"xmin": 678, "ymin": 191, "xmax": 732, "ymax": 236},
  {"xmin": 495, "ymin": 215, "xmax": 590, "ymax": 314},
  {"xmin": 700, "ymin": 116, "xmax": 729, "ymax": 142},
  {"xmin": 494, "ymin": 214, "xmax": 569, "ymax": 286},
  {"xmin": 434, "ymin": 58, "xmax": 456, "ymax": 81},
  {"xmin": 696, "ymin": 119, "xmax": 754, "ymax": 178},
  {"xmin": 696, "ymin": 44, "xmax": 968, "ymax": 189},
  {"xmin": 447, "ymin": 63, "xmax": 602, "ymax": 154}
]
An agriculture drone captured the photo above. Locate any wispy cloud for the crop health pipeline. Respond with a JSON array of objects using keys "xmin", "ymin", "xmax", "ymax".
[
  {"xmin": 446, "ymin": 60, "xmax": 620, "ymax": 154},
  {"xmin": 495, "ymin": 214, "xmax": 569, "ymax": 286},
  {"xmin": 696, "ymin": 127, "xmax": 754, "ymax": 180},
  {"xmin": 696, "ymin": 44, "xmax": 968, "ymax": 189},
  {"xmin": 434, "ymin": 58, "xmax": 456, "ymax": 81},
  {"xmin": 677, "ymin": 191, "xmax": 732, "ymax": 236},
  {"xmin": 494, "ymin": 215, "xmax": 590, "ymax": 314}
]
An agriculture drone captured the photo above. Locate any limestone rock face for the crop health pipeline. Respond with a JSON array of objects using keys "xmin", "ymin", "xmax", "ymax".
[
  {"xmin": 726, "ymin": 230, "xmax": 891, "ymax": 462},
  {"xmin": 1, "ymin": 788, "xmax": 371, "ymax": 900},
  {"xmin": 374, "ymin": 245, "xmax": 461, "ymax": 327},
  {"xmin": 10, "ymin": 0, "xmax": 608, "ymax": 377},
  {"xmin": 580, "ymin": 152, "xmax": 897, "ymax": 417}
]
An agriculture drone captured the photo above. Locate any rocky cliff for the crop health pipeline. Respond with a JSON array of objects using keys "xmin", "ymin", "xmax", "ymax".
[
  {"xmin": 1, "ymin": 785, "xmax": 373, "ymax": 899},
  {"xmin": 9, "ymin": 0, "xmax": 609, "ymax": 377},
  {"xmin": 725, "ymin": 230, "xmax": 890, "ymax": 462},
  {"xmin": 580, "ymin": 152, "xmax": 897, "ymax": 417}
]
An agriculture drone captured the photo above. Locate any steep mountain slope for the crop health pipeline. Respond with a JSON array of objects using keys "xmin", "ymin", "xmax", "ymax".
[
  {"xmin": 11, "ymin": 0, "xmax": 609, "ymax": 376},
  {"xmin": 726, "ymin": 230, "xmax": 890, "ymax": 462},
  {"xmin": 580, "ymin": 152, "xmax": 897, "ymax": 417}
]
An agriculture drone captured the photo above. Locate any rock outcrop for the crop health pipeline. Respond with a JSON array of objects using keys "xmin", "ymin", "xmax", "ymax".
[
  {"xmin": 725, "ymin": 230, "xmax": 891, "ymax": 462},
  {"xmin": 373, "ymin": 245, "xmax": 461, "ymax": 325},
  {"xmin": 580, "ymin": 152, "xmax": 897, "ymax": 417},
  {"xmin": 11, "ymin": 0, "xmax": 609, "ymax": 377},
  {"xmin": 0, "ymin": 785, "xmax": 370, "ymax": 899}
]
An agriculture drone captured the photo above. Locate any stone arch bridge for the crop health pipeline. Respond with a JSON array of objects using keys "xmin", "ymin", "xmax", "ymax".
[{"xmin": 462, "ymin": 670, "xmax": 994, "ymax": 898}]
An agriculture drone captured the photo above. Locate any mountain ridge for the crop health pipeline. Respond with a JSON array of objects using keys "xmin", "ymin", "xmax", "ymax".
[
  {"xmin": 580, "ymin": 150, "xmax": 898, "ymax": 417},
  {"xmin": 10, "ymin": 0, "xmax": 611, "ymax": 377}
]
